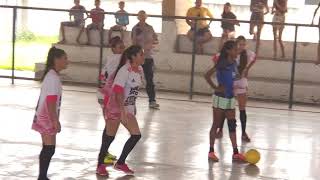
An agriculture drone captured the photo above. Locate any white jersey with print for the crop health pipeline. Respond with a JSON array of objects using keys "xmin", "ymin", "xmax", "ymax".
[
  {"xmin": 98, "ymin": 54, "xmax": 122, "ymax": 101},
  {"xmin": 102, "ymin": 54, "xmax": 122, "ymax": 78},
  {"xmin": 113, "ymin": 63, "xmax": 143, "ymax": 114},
  {"xmin": 35, "ymin": 70, "xmax": 62, "ymax": 121}
]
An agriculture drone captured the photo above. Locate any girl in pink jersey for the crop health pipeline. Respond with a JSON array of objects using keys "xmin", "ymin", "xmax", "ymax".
[
  {"xmin": 32, "ymin": 47, "xmax": 68, "ymax": 180},
  {"xmin": 213, "ymin": 36, "xmax": 256, "ymax": 142},
  {"xmin": 96, "ymin": 45, "xmax": 144, "ymax": 176},
  {"xmin": 97, "ymin": 36, "xmax": 125, "ymax": 165}
]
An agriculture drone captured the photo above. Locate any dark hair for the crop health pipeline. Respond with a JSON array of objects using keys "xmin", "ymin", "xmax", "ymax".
[
  {"xmin": 42, "ymin": 47, "xmax": 66, "ymax": 81},
  {"xmin": 222, "ymin": 2, "xmax": 231, "ymax": 17},
  {"xmin": 113, "ymin": 45, "xmax": 143, "ymax": 79},
  {"xmin": 109, "ymin": 36, "xmax": 123, "ymax": 49},
  {"xmin": 236, "ymin": 35, "xmax": 248, "ymax": 75},
  {"xmin": 215, "ymin": 40, "xmax": 236, "ymax": 70}
]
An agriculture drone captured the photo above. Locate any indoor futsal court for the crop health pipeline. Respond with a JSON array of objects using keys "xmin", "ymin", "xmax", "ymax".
[
  {"xmin": 1, "ymin": 79, "xmax": 319, "ymax": 180},
  {"xmin": 1, "ymin": 0, "xmax": 320, "ymax": 180}
]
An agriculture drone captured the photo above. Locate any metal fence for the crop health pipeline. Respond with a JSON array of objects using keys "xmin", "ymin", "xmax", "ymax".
[{"xmin": 0, "ymin": 5, "xmax": 319, "ymax": 109}]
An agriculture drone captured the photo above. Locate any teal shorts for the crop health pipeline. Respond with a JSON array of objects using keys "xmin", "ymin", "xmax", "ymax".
[{"xmin": 212, "ymin": 95, "xmax": 236, "ymax": 110}]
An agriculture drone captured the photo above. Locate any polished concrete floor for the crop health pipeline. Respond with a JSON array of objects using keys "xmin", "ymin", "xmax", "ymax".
[{"xmin": 1, "ymin": 79, "xmax": 320, "ymax": 180}]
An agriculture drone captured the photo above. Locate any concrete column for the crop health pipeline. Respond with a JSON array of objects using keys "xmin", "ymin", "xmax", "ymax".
[
  {"xmin": 20, "ymin": 0, "xmax": 29, "ymax": 31},
  {"xmin": 175, "ymin": 0, "xmax": 193, "ymax": 34},
  {"xmin": 162, "ymin": 0, "xmax": 175, "ymax": 20}
]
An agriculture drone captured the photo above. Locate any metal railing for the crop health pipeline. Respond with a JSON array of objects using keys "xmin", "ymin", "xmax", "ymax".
[{"xmin": 0, "ymin": 5, "xmax": 319, "ymax": 109}]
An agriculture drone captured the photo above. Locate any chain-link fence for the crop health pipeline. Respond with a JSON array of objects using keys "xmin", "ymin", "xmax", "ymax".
[{"xmin": 0, "ymin": 4, "xmax": 319, "ymax": 109}]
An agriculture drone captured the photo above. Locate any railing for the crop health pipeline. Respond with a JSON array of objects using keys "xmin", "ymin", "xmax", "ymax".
[{"xmin": 0, "ymin": 5, "xmax": 319, "ymax": 109}]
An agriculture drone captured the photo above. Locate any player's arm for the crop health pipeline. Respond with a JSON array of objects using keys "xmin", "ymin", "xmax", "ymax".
[
  {"xmin": 131, "ymin": 26, "xmax": 138, "ymax": 45},
  {"xmin": 205, "ymin": 67, "xmax": 217, "ymax": 89},
  {"xmin": 47, "ymin": 96, "xmax": 61, "ymax": 132},
  {"xmin": 186, "ymin": 9, "xmax": 193, "ymax": 27}
]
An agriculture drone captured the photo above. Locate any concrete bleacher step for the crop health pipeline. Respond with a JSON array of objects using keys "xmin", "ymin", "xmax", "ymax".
[
  {"xmin": 156, "ymin": 71, "xmax": 320, "ymax": 104},
  {"xmin": 177, "ymin": 35, "xmax": 318, "ymax": 62}
]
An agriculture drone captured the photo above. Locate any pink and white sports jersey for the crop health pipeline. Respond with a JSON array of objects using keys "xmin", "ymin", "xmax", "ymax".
[
  {"xmin": 35, "ymin": 70, "xmax": 62, "ymax": 121},
  {"xmin": 98, "ymin": 54, "xmax": 122, "ymax": 103},
  {"xmin": 112, "ymin": 63, "xmax": 143, "ymax": 114},
  {"xmin": 32, "ymin": 69, "xmax": 62, "ymax": 135},
  {"xmin": 103, "ymin": 54, "xmax": 122, "ymax": 78}
]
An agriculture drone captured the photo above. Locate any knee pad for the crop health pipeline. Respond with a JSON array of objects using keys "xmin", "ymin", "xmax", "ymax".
[
  {"xmin": 227, "ymin": 119, "xmax": 237, "ymax": 133},
  {"xmin": 106, "ymin": 135, "xmax": 115, "ymax": 142},
  {"xmin": 131, "ymin": 134, "xmax": 141, "ymax": 143}
]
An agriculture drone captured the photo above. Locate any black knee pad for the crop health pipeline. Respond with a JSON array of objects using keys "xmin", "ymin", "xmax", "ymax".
[
  {"xmin": 227, "ymin": 119, "xmax": 237, "ymax": 133},
  {"xmin": 106, "ymin": 135, "xmax": 115, "ymax": 142},
  {"xmin": 131, "ymin": 134, "xmax": 141, "ymax": 143}
]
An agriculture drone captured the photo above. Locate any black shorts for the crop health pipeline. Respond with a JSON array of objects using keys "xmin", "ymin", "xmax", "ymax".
[{"xmin": 191, "ymin": 27, "xmax": 211, "ymax": 37}]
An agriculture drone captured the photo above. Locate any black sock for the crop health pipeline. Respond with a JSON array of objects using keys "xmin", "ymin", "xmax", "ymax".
[
  {"xmin": 233, "ymin": 147, "xmax": 239, "ymax": 154},
  {"xmin": 98, "ymin": 129, "xmax": 115, "ymax": 165},
  {"xmin": 38, "ymin": 145, "xmax": 55, "ymax": 180},
  {"xmin": 209, "ymin": 147, "xmax": 214, "ymax": 153},
  {"xmin": 240, "ymin": 110, "xmax": 247, "ymax": 134},
  {"xmin": 117, "ymin": 135, "xmax": 141, "ymax": 165}
]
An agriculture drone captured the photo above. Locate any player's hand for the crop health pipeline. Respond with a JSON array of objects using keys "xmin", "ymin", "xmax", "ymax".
[
  {"xmin": 120, "ymin": 109, "xmax": 128, "ymax": 125},
  {"xmin": 215, "ymin": 86, "xmax": 225, "ymax": 93},
  {"xmin": 53, "ymin": 120, "xmax": 61, "ymax": 133},
  {"xmin": 242, "ymin": 69, "xmax": 249, "ymax": 78}
]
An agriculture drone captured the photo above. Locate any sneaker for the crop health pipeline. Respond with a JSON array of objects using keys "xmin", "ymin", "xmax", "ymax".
[
  {"xmin": 232, "ymin": 153, "xmax": 246, "ymax": 162},
  {"xmin": 208, "ymin": 152, "xmax": 219, "ymax": 162},
  {"xmin": 149, "ymin": 101, "xmax": 160, "ymax": 109},
  {"xmin": 104, "ymin": 152, "xmax": 117, "ymax": 165},
  {"xmin": 114, "ymin": 163, "xmax": 134, "ymax": 175},
  {"xmin": 96, "ymin": 164, "xmax": 108, "ymax": 176},
  {"xmin": 242, "ymin": 133, "xmax": 251, "ymax": 142}
]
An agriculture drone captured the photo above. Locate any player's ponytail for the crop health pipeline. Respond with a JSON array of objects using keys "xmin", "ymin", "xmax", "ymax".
[
  {"xmin": 236, "ymin": 36, "xmax": 248, "ymax": 75},
  {"xmin": 113, "ymin": 45, "xmax": 143, "ymax": 80},
  {"xmin": 42, "ymin": 47, "xmax": 66, "ymax": 81}
]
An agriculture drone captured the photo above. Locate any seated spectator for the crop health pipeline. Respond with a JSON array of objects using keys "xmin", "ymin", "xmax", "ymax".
[
  {"xmin": 78, "ymin": 0, "xmax": 105, "ymax": 45},
  {"xmin": 108, "ymin": 1, "xmax": 129, "ymax": 45},
  {"xmin": 219, "ymin": 2, "xmax": 239, "ymax": 51},
  {"xmin": 186, "ymin": 0, "xmax": 213, "ymax": 54},
  {"xmin": 59, "ymin": 0, "xmax": 87, "ymax": 44}
]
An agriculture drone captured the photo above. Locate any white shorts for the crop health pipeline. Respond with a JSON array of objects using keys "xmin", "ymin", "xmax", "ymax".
[{"xmin": 233, "ymin": 78, "xmax": 248, "ymax": 95}]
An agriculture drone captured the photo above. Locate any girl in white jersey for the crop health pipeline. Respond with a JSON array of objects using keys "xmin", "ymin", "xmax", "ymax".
[
  {"xmin": 96, "ymin": 45, "xmax": 144, "ymax": 176},
  {"xmin": 97, "ymin": 36, "xmax": 125, "ymax": 165},
  {"xmin": 215, "ymin": 36, "xmax": 256, "ymax": 142},
  {"xmin": 32, "ymin": 47, "xmax": 68, "ymax": 180}
]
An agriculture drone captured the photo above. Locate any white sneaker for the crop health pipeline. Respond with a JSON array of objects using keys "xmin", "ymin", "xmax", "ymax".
[{"xmin": 149, "ymin": 101, "xmax": 160, "ymax": 109}]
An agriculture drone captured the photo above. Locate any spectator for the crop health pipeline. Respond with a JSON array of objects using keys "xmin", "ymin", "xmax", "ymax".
[
  {"xmin": 219, "ymin": 2, "xmax": 239, "ymax": 51},
  {"xmin": 131, "ymin": 10, "xmax": 160, "ymax": 109},
  {"xmin": 78, "ymin": 0, "xmax": 105, "ymax": 45},
  {"xmin": 249, "ymin": 0, "xmax": 269, "ymax": 56},
  {"xmin": 59, "ymin": 0, "xmax": 87, "ymax": 44},
  {"xmin": 186, "ymin": 0, "xmax": 213, "ymax": 54},
  {"xmin": 272, "ymin": 0, "xmax": 287, "ymax": 59},
  {"xmin": 312, "ymin": 1, "xmax": 320, "ymax": 65},
  {"xmin": 108, "ymin": 1, "xmax": 129, "ymax": 45}
]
